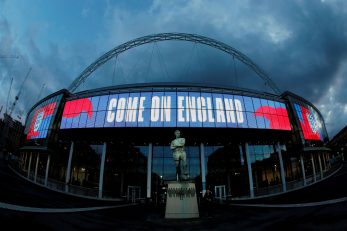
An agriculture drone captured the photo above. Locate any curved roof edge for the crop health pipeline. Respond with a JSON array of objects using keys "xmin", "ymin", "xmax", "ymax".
[
  {"xmin": 26, "ymin": 89, "xmax": 70, "ymax": 119},
  {"xmin": 281, "ymin": 91, "xmax": 325, "ymax": 119},
  {"xmin": 70, "ymin": 82, "xmax": 282, "ymax": 99}
]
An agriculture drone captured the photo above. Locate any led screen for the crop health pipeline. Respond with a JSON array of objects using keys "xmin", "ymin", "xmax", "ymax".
[
  {"xmin": 294, "ymin": 103, "xmax": 327, "ymax": 141},
  {"xmin": 60, "ymin": 91, "xmax": 291, "ymax": 130},
  {"xmin": 25, "ymin": 95, "xmax": 62, "ymax": 140}
]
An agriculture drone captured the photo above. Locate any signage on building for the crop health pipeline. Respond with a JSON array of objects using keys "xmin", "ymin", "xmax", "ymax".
[
  {"xmin": 60, "ymin": 91, "xmax": 291, "ymax": 130},
  {"xmin": 24, "ymin": 94, "xmax": 63, "ymax": 140},
  {"xmin": 26, "ymin": 102, "xmax": 57, "ymax": 140},
  {"xmin": 167, "ymin": 186, "xmax": 196, "ymax": 200},
  {"xmin": 294, "ymin": 103, "xmax": 327, "ymax": 141}
]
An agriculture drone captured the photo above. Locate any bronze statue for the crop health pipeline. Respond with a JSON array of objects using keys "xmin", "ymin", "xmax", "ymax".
[{"xmin": 170, "ymin": 130, "xmax": 188, "ymax": 181}]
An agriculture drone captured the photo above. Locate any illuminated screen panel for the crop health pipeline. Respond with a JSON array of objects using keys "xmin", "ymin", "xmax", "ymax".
[
  {"xmin": 60, "ymin": 91, "xmax": 291, "ymax": 131},
  {"xmin": 25, "ymin": 95, "xmax": 62, "ymax": 140},
  {"xmin": 294, "ymin": 103, "xmax": 327, "ymax": 141}
]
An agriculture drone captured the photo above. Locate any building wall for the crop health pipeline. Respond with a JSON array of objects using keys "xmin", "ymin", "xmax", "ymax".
[{"xmin": 15, "ymin": 85, "xmax": 340, "ymax": 201}]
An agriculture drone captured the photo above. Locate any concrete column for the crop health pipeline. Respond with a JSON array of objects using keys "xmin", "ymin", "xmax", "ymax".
[
  {"xmin": 326, "ymin": 153, "xmax": 331, "ymax": 169},
  {"xmin": 300, "ymin": 154, "xmax": 306, "ymax": 186},
  {"xmin": 200, "ymin": 143, "xmax": 206, "ymax": 196},
  {"xmin": 325, "ymin": 154, "xmax": 328, "ymax": 169},
  {"xmin": 120, "ymin": 172, "xmax": 124, "ymax": 196},
  {"xmin": 98, "ymin": 142, "xmax": 107, "ymax": 198},
  {"xmin": 239, "ymin": 145, "xmax": 245, "ymax": 166},
  {"xmin": 34, "ymin": 154, "xmax": 40, "ymax": 182},
  {"xmin": 23, "ymin": 153, "xmax": 26, "ymax": 165},
  {"xmin": 27, "ymin": 152, "xmax": 32, "ymax": 178},
  {"xmin": 223, "ymin": 186, "xmax": 226, "ymax": 200},
  {"xmin": 147, "ymin": 143, "xmax": 153, "ymax": 199},
  {"xmin": 322, "ymin": 153, "xmax": 327, "ymax": 171},
  {"xmin": 19, "ymin": 153, "xmax": 23, "ymax": 168},
  {"xmin": 227, "ymin": 173, "xmax": 231, "ymax": 196},
  {"xmin": 318, "ymin": 154, "xmax": 323, "ymax": 179},
  {"xmin": 45, "ymin": 154, "xmax": 50, "ymax": 186},
  {"xmin": 24, "ymin": 153, "xmax": 28, "ymax": 171},
  {"xmin": 276, "ymin": 143, "xmax": 286, "ymax": 192},
  {"xmin": 245, "ymin": 143, "xmax": 254, "ymax": 198},
  {"xmin": 311, "ymin": 153, "xmax": 316, "ymax": 182},
  {"xmin": 65, "ymin": 141, "xmax": 74, "ymax": 192}
]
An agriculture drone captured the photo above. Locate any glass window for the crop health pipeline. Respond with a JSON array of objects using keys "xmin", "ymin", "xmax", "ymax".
[
  {"xmin": 164, "ymin": 91, "xmax": 177, "ymax": 127},
  {"xmin": 176, "ymin": 91, "xmax": 189, "ymax": 127},
  {"xmin": 210, "ymin": 93, "xmax": 224, "ymax": 128},
  {"xmin": 64, "ymin": 116, "xmax": 73, "ymax": 129},
  {"xmin": 233, "ymin": 95, "xmax": 247, "ymax": 128},
  {"xmin": 252, "ymin": 97, "xmax": 262, "ymax": 113},
  {"xmin": 94, "ymin": 111, "xmax": 106, "ymax": 128},
  {"xmin": 60, "ymin": 117, "xmax": 67, "ymax": 129},
  {"xmin": 125, "ymin": 93, "xmax": 140, "ymax": 127},
  {"xmin": 270, "ymin": 115, "xmax": 280, "ymax": 130},
  {"xmin": 70, "ymin": 142, "xmax": 102, "ymax": 190},
  {"xmin": 260, "ymin": 99, "xmax": 270, "ymax": 114},
  {"xmin": 78, "ymin": 112, "xmax": 88, "ymax": 128},
  {"xmin": 267, "ymin": 100, "xmax": 276, "ymax": 110},
  {"xmin": 103, "ymin": 142, "xmax": 147, "ymax": 199},
  {"xmin": 255, "ymin": 115, "xmax": 266, "ymax": 129},
  {"xmin": 250, "ymin": 144, "xmax": 282, "ymax": 196},
  {"xmin": 71, "ymin": 114, "xmax": 81, "ymax": 128},
  {"xmin": 205, "ymin": 144, "xmax": 249, "ymax": 197},
  {"xmin": 200, "ymin": 92, "xmax": 215, "ymax": 128},
  {"xmin": 74, "ymin": 99, "xmax": 83, "ymax": 115},
  {"xmin": 243, "ymin": 96, "xmax": 254, "ymax": 112},
  {"xmin": 90, "ymin": 96, "xmax": 100, "ymax": 112},
  {"xmin": 246, "ymin": 112, "xmax": 258, "ymax": 128},
  {"xmin": 165, "ymin": 91, "xmax": 177, "ymax": 109},
  {"xmin": 97, "ymin": 95, "xmax": 110, "ymax": 111},
  {"xmin": 189, "ymin": 92, "xmax": 203, "ymax": 127},
  {"xmin": 223, "ymin": 94, "xmax": 237, "ymax": 128},
  {"xmin": 150, "ymin": 92, "xmax": 165, "ymax": 127},
  {"xmin": 279, "ymin": 103, "xmax": 287, "ymax": 116},
  {"xmin": 113, "ymin": 93, "xmax": 128, "ymax": 127}
]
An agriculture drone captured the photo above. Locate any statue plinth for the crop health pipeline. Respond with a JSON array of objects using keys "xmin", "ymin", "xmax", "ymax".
[{"xmin": 165, "ymin": 181, "xmax": 199, "ymax": 219}]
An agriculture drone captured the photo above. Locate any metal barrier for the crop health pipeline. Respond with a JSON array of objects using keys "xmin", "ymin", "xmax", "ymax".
[
  {"xmin": 230, "ymin": 162, "xmax": 344, "ymax": 201},
  {"xmin": 7, "ymin": 157, "xmax": 344, "ymax": 202}
]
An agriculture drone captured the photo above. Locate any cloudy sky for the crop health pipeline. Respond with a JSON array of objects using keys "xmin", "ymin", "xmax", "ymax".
[{"xmin": 0, "ymin": 0, "xmax": 346, "ymax": 138}]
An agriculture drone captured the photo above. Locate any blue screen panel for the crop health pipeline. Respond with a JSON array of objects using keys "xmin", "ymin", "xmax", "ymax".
[
  {"xmin": 59, "ymin": 91, "xmax": 292, "ymax": 131},
  {"xmin": 243, "ymin": 96, "xmax": 254, "ymax": 112},
  {"xmin": 189, "ymin": 92, "xmax": 203, "ymax": 127},
  {"xmin": 176, "ymin": 92, "xmax": 190, "ymax": 127},
  {"xmin": 94, "ymin": 111, "xmax": 106, "ymax": 128}
]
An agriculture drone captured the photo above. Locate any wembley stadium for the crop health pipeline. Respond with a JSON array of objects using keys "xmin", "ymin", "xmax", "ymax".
[{"xmin": 11, "ymin": 33, "xmax": 339, "ymax": 203}]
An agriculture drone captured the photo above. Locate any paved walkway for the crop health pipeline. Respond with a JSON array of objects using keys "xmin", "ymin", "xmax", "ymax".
[{"xmin": 0, "ymin": 158, "xmax": 347, "ymax": 230}]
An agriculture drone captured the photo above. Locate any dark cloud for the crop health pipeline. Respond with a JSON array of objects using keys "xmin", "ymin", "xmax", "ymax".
[
  {"xmin": 1, "ymin": 0, "xmax": 346, "ymax": 138},
  {"xmin": 0, "ymin": 14, "xmax": 100, "ymax": 121}
]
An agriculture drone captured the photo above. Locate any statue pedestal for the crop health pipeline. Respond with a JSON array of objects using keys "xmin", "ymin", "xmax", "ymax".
[{"xmin": 165, "ymin": 181, "xmax": 199, "ymax": 219}]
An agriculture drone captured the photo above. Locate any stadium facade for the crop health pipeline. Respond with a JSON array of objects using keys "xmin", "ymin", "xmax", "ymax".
[{"xmin": 13, "ymin": 33, "xmax": 340, "ymax": 202}]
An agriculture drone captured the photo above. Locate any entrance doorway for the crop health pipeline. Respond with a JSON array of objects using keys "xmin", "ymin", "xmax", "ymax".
[
  {"xmin": 127, "ymin": 186, "xmax": 141, "ymax": 203},
  {"xmin": 214, "ymin": 185, "xmax": 226, "ymax": 200}
]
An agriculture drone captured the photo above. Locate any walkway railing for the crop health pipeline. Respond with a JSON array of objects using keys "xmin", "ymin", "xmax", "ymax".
[
  {"xmin": 7, "ymin": 156, "xmax": 343, "ymax": 202},
  {"xmin": 230, "ymin": 161, "xmax": 343, "ymax": 201},
  {"xmin": 7, "ymin": 159, "xmax": 121, "ymax": 201}
]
